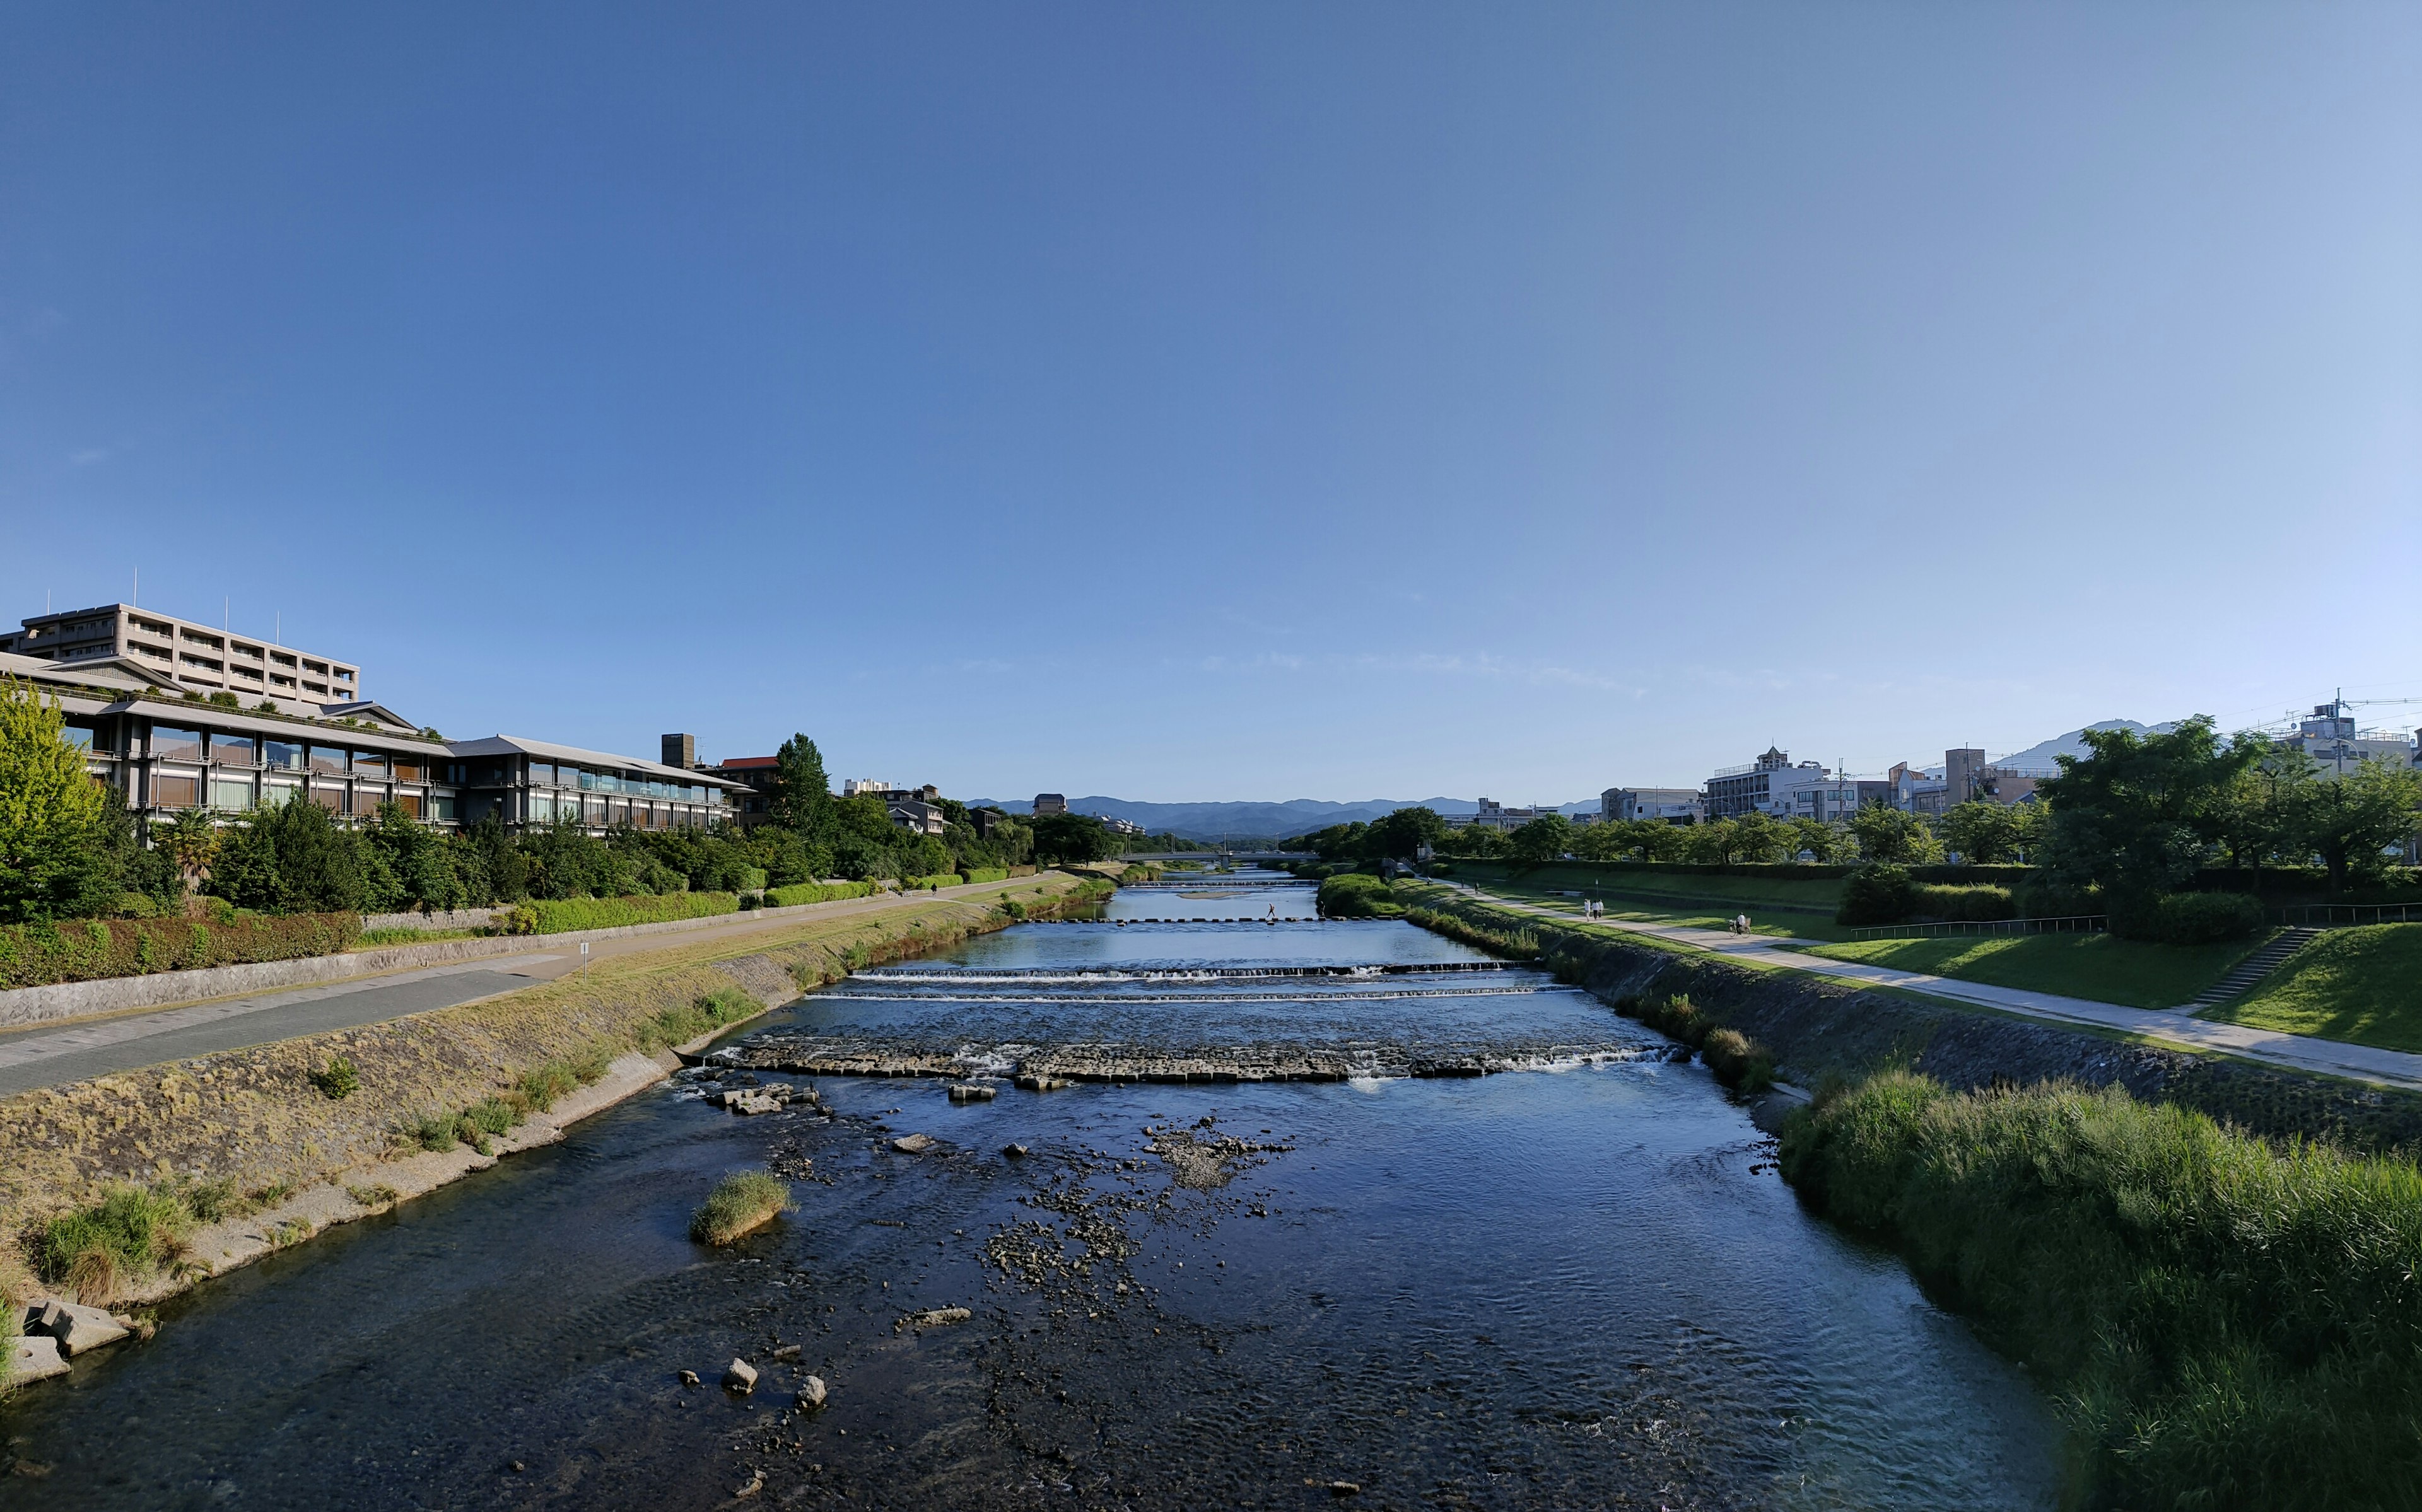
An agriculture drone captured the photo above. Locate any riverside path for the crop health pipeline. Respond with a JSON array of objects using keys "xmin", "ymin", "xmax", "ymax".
[{"xmin": 1445, "ymin": 881, "xmax": 2422, "ymax": 1093}]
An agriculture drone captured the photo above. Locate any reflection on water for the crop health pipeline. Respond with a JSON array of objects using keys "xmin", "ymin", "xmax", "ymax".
[{"xmin": 0, "ymin": 872, "xmax": 2057, "ymax": 1509}]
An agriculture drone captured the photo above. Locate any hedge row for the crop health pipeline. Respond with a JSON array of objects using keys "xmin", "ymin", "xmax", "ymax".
[
  {"xmin": 517, "ymin": 893, "xmax": 740, "ymax": 935},
  {"xmin": 903, "ymin": 873, "xmax": 963, "ymax": 891},
  {"xmin": 0, "ymin": 912, "xmax": 363, "ymax": 991},
  {"xmin": 960, "ymin": 868, "xmax": 1009, "ymax": 885},
  {"xmin": 764, "ymin": 880, "xmax": 879, "ymax": 909}
]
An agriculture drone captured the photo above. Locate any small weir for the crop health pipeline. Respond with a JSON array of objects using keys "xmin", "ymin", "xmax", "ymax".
[{"xmin": 0, "ymin": 869, "xmax": 2058, "ymax": 1509}]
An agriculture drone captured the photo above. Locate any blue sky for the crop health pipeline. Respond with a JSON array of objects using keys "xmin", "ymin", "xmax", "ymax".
[{"xmin": 4, "ymin": 3, "xmax": 2417, "ymax": 804}]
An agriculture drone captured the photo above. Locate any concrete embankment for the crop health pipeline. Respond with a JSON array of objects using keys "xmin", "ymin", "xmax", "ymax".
[
  {"xmin": 1403, "ymin": 889, "xmax": 2422, "ymax": 1155},
  {"xmin": 0, "ymin": 875, "xmax": 1097, "ymax": 1326}
]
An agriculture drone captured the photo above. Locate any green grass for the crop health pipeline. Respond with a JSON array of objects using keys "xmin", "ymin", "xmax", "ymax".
[
  {"xmin": 1801, "ymin": 931, "xmax": 2264, "ymax": 1009},
  {"xmin": 37, "ymin": 1185, "xmax": 192, "ymax": 1303},
  {"xmin": 2204, "ymin": 924, "xmax": 2422, "ymax": 1052},
  {"xmin": 637, "ymin": 986, "xmax": 763, "ymax": 1052},
  {"xmin": 353, "ymin": 926, "xmax": 486, "ymax": 948},
  {"xmin": 1477, "ymin": 876, "xmax": 1858, "ymax": 941},
  {"xmin": 690, "ymin": 1170, "xmax": 792, "ymax": 1246},
  {"xmin": 1781, "ymin": 1071, "xmax": 2422, "ymax": 1509},
  {"xmin": 1461, "ymin": 863, "xmax": 1846, "ymax": 913}
]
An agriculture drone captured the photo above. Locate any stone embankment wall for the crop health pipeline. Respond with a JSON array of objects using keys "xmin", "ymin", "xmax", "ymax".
[
  {"xmin": 0, "ymin": 878, "xmax": 1092, "ymax": 1282},
  {"xmin": 1406, "ymin": 889, "xmax": 2422, "ymax": 1155}
]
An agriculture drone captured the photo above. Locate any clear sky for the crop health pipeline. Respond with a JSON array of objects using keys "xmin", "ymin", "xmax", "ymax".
[{"xmin": 4, "ymin": 3, "xmax": 2416, "ymax": 804}]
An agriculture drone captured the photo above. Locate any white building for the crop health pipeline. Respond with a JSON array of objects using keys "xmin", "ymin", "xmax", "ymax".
[{"xmin": 1601, "ymin": 786, "xmax": 1703, "ymax": 825}]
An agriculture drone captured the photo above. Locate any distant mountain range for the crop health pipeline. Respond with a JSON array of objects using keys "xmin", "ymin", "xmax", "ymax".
[{"xmin": 970, "ymin": 721, "xmax": 2177, "ymax": 839}]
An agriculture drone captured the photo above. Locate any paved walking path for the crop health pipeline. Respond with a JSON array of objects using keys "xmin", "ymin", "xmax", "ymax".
[
  {"xmin": 1451, "ymin": 883, "xmax": 2422, "ymax": 1091},
  {"xmin": 0, "ymin": 878, "xmax": 1060, "ymax": 1098}
]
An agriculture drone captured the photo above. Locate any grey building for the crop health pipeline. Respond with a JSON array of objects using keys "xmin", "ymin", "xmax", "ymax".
[
  {"xmin": 1033, "ymin": 793, "xmax": 1067, "ymax": 816},
  {"xmin": 0, "ymin": 602, "xmax": 363, "ymax": 707},
  {"xmin": 1601, "ymin": 786, "xmax": 1702, "ymax": 824}
]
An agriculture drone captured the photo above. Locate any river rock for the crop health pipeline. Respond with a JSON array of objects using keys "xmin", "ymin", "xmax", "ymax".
[
  {"xmin": 9, "ymin": 1333, "xmax": 69, "ymax": 1383},
  {"xmin": 796, "ymin": 1374, "xmax": 829, "ymax": 1410},
  {"xmin": 30, "ymin": 1300, "xmax": 129, "ymax": 1356},
  {"xmin": 946, "ymin": 1083, "xmax": 997, "ymax": 1103},
  {"xmin": 1002, "ymin": 1143, "xmax": 1030, "ymax": 1158},
  {"xmin": 679, "ymin": 1369, "xmax": 701, "ymax": 1387},
  {"xmin": 724, "ymin": 1358, "xmax": 759, "ymax": 1393},
  {"xmin": 899, "ymin": 1306, "xmax": 971, "ymax": 1330},
  {"xmin": 891, "ymin": 1133, "xmax": 937, "ymax": 1153},
  {"xmin": 771, "ymin": 1342, "xmax": 802, "ymax": 1361}
]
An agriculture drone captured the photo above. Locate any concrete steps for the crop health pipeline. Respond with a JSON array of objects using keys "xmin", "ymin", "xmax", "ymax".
[{"xmin": 2185, "ymin": 928, "xmax": 2320, "ymax": 1009}]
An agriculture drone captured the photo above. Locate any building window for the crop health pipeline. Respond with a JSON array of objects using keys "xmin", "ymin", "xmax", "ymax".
[
  {"xmin": 393, "ymin": 758, "xmax": 425, "ymax": 783},
  {"xmin": 153, "ymin": 773, "xmax": 200, "ymax": 808},
  {"xmin": 308, "ymin": 785, "xmax": 344, "ymax": 813},
  {"xmin": 62, "ymin": 723, "xmax": 95, "ymax": 753},
  {"xmin": 356, "ymin": 785, "xmax": 387, "ymax": 813},
  {"xmin": 394, "ymin": 791, "xmax": 423, "ymax": 819},
  {"xmin": 266, "ymin": 740, "xmax": 304, "ymax": 771},
  {"xmin": 529, "ymin": 793, "xmax": 556, "ymax": 823},
  {"xmin": 212, "ymin": 732, "xmax": 257, "ymax": 766},
  {"xmin": 310, "ymin": 745, "xmax": 348, "ymax": 774},
  {"xmin": 151, "ymin": 726, "xmax": 204, "ymax": 762},
  {"xmin": 353, "ymin": 750, "xmax": 388, "ymax": 778},
  {"xmin": 583, "ymin": 797, "xmax": 606, "ymax": 825},
  {"xmin": 210, "ymin": 777, "xmax": 254, "ymax": 811},
  {"xmin": 428, "ymin": 793, "xmax": 457, "ymax": 822}
]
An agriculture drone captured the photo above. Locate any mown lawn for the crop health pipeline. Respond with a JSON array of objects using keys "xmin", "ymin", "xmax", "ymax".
[
  {"xmin": 1480, "ymin": 876, "xmax": 1856, "ymax": 941},
  {"xmin": 2203, "ymin": 924, "xmax": 2422, "ymax": 1052},
  {"xmin": 1802, "ymin": 932, "xmax": 2266, "ymax": 1009}
]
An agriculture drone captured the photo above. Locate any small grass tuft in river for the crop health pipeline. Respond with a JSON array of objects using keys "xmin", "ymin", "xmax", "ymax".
[
  {"xmin": 690, "ymin": 1170, "xmax": 792, "ymax": 1247},
  {"xmin": 1781, "ymin": 1071, "xmax": 2422, "ymax": 1509}
]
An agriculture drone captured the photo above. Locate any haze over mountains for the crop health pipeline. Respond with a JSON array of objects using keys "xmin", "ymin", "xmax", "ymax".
[{"xmin": 974, "ymin": 723, "xmax": 2172, "ymax": 839}]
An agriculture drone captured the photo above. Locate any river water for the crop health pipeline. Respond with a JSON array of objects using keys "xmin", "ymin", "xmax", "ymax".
[{"xmin": 1, "ymin": 873, "xmax": 2058, "ymax": 1509}]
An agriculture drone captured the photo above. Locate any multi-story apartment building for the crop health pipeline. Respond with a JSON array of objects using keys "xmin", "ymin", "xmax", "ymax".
[
  {"xmin": 1704, "ymin": 749, "xmax": 1857, "ymax": 821},
  {"xmin": 0, "ymin": 603, "xmax": 363, "ymax": 707},
  {"xmin": 3, "ymin": 644, "xmax": 742, "ymax": 834},
  {"xmin": 2278, "ymin": 701, "xmax": 2418, "ymax": 777},
  {"xmin": 1601, "ymin": 786, "xmax": 1703, "ymax": 824}
]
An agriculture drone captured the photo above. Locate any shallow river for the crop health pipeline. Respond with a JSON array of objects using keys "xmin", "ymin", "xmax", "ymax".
[{"xmin": 1, "ymin": 873, "xmax": 2058, "ymax": 1509}]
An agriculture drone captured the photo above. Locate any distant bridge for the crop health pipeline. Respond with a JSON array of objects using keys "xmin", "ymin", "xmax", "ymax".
[{"xmin": 1117, "ymin": 851, "xmax": 1314, "ymax": 864}]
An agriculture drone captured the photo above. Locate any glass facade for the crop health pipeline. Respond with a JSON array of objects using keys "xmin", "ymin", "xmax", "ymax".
[
  {"xmin": 153, "ymin": 726, "xmax": 203, "ymax": 762},
  {"xmin": 266, "ymin": 740, "xmax": 304, "ymax": 771},
  {"xmin": 209, "ymin": 776, "xmax": 254, "ymax": 811},
  {"xmin": 310, "ymin": 745, "xmax": 348, "ymax": 774},
  {"xmin": 211, "ymin": 731, "xmax": 257, "ymax": 766},
  {"xmin": 153, "ymin": 772, "xmax": 200, "ymax": 807}
]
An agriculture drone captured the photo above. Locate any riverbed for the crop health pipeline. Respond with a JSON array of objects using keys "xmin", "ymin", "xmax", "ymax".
[{"xmin": 0, "ymin": 873, "xmax": 2058, "ymax": 1508}]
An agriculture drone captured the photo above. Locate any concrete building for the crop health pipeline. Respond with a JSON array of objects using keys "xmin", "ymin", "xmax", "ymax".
[
  {"xmin": 1601, "ymin": 786, "xmax": 1702, "ymax": 825},
  {"xmin": 1, "ymin": 647, "xmax": 742, "ymax": 834},
  {"xmin": 699, "ymin": 753, "xmax": 780, "ymax": 826},
  {"xmin": 1449, "ymin": 798, "xmax": 1544, "ymax": 832},
  {"xmin": 887, "ymin": 799, "xmax": 949, "ymax": 836},
  {"xmin": 0, "ymin": 603, "xmax": 363, "ymax": 707},
  {"xmin": 1033, "ymin": 793, "xmax": 1068, "ymax": 817},
  {"xmin": 1704, "ymin": 749, "xmax": 1856, "ymax": 821},
  {"xmin": 2278, "ymin": 701, "xmax": 2418, "ymax": 777}
]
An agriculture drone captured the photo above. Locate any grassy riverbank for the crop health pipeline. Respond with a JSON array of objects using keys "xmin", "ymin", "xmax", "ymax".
[
  {"xmin": 0, "ymin": 874, "xmax": 1096, "ymax": 1306},
  {"xmin": 1803, "ymin": 931, "xmax": 2262, "ymax": 1009},
  {"xmin": 2203, "ymin": 923, "xmax": 2422, "ymax": 1051},
  {"xmin": 1781, "ymin": 1073, "xmax": 2422, "ymax": 1509}
]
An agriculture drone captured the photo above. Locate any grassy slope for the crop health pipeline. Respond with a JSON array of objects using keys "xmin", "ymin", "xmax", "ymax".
[
  {"xmin": 1803, "ymin": 933, "xmax": 2264, "ymax": 1009},
  {"xmin": 2204, "ymin": 924, "xmax": 2422, "ymax": 1052},
  {"xmin": 1474, "ymin": 875, "xmax": 1857, "ymax": 942}
]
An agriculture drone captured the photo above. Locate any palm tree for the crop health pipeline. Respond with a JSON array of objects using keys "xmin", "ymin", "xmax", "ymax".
[{"xmin": 156, "ymin": 809, "xmax": 222, "ymax": 906}]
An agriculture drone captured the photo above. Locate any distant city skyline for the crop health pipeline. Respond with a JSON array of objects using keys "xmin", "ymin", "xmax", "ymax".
[{"xmin": 5, "ymin": 4, "xmax": 2416, "ymax": 800}]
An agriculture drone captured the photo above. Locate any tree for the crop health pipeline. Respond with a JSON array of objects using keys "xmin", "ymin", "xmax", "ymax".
[
  {"xmin": 1784, "ymin": 816, "xmax": 1851, "ymax": 863},
  {"xmin": 210, "ymin": 794, "xmax": 369, "ymax": 914},
  {"xmin": 2037, "ymin": 716, "xmax": 2267, "ymax": 900},
  {"xmin": 1849, "ymin": 803, "xmax": 1938, "ymax": 866},
  {"xmin": 1682, "ymin": 817, "xmax": 1740, "ymax": 864},
  {"xmin": 767, "ymin": 733, "xmax": 834, "ymax": 840},
  {"xmin": 1506, "ymin": 813, "xmax": 1574, "ymax": 864},
  {"xmin": 1936, "ymin": 801, "xmax": 2027, "ymax": 865},
  {"xmin": 1031, "ymin": 811, "xmax": 1116, "ymax": 865},
  {"xmin": 2282, "ymin": 758, "xmax": 2422, "ymax": 893},
  {"xmin": 1435, "ymin": 822, "xmax": 1507, "ymax": 859},
  {"xmin": 0, "ymin": 677, "xmax": 113, "ymax": 922},
  {"xmin": 156, "ymin": 808, "xmax": 223, "ymax": 902},
  {"xmin": 1366, "ymin": 806, "xmax": 1449, "ymax": 861},
  {"xmin": 1728, "ymin": 811, "xmax": 1789, "ymax": 863}
]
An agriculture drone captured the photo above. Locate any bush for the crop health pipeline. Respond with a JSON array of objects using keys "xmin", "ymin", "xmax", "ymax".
[
  {"xmin": 691, "ymin": 1170, "xmax": 792, "ymax": 1246},
  {"xmin": 904, "ymin": 872, "xmax": 961, "ymax": 891},
  {"xmin": 1403, "ymin": 904, "xmax": 1538, "ymax": 959},
  {"xmin": 961, "ymin": 868, "xmax": 1009, "ymax": 885},
  {"xmin": 1835, "ymin": 864, "xmax": 1914, "ymax": 926},
  {"xmin": 638, "ymin": 986, "xmax": 763, "ymax": 1052},
  {"xmin": 0, "ymin": 911, "xmax": 362, "ymax": 989},
  {"xmin": 1318, "ymin": 873, "xmax": 1403, "ymax": 919},
  {"xmin": 1698, "ymin": 1026, "xmax": 1774, "ymax": 1093},
  {"xmin": 2110, "ymin": 890, "xmax": 2266, "ymax": 945},
  {"xmin": 1908, "ymin": 883, "xmax": 2017, "ymax": 922},
  {"xmin": 38, "ymin": 1185, "xmax": 191, "ymax": 1303},
  {"xmin": 765, "ymin": 880, "xmax": 878, "ymax": 909},
  {"xmin": 1780, "ymin": 1071, "xmax": 2422, "ymax": 1507},
  {"xmin": 525, "ymin": 892, "xmax": 739, "ymax": 934},
  {"xmin": 310, "ymin": 1056, "xmax": 360, "ymax": 1100}
]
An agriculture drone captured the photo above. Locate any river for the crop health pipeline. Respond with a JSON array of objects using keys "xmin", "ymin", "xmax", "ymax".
[{"xmin": 0, "ymin": 871, "xmax": 2058, "ymax": 1508}]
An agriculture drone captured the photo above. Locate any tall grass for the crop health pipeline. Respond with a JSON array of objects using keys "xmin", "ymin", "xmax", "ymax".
[
  {"xmin": 37, "ymin": 1185, "xmax": 192, "ymax": 1303},
  {"xmin": 1779, "ymin": 1072, "xmax": 2422, "ymax": 1509},
  {"xmin": 1403, "ymin": 905, "xmax": 1539, "ymax": 960},
  {"xmin": 637, "ymin": 986, "xmax": 762, "ymax": 1052},
  {"xmin": 691, "ymin": 1170, "xmax": 792, "ymax": 1246}
]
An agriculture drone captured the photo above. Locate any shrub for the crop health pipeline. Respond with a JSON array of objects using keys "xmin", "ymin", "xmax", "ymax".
[
  {"xmin": 903, "ymin": 872, "xmax": 960, "ymax": 891},
  {"xmin": 1781, "ymin": 1071, "xmax": 2422, "ymax": 1507},
  {"xmin": 0, "ymin": 910, "xmax": 362, "ymax": 990},
  {"xmin": 38, "ymin": 1185, "xmax": 191, "ymax": 1303},
  {"xmin": 407, "ymin": 1110, "xmax": 461, "ymax": 1153},
  {"xmin": 690, "ymin": 1170, "xmax": 792, "ymax": 1246},
  {"xmin": 961, "ymin": 868, "xmax": 1009, "ymax": 885},
  {"xmin": 765, "ymin": 880, "xmax": 878, "ymax": 909},
  {"xmin": 1632, "ymin": 992, "xmax": 1709, "ymax": 1047},
  {"xmin": 1698, "ymin": 1026, "xmax": 1774, "ymax": 1093},
  {"xmin": 638, "ymin": 986, "xmax": 763, "ymax": 1052},
  {"xmin": 1835, "ymin": 863, "xmax": 1914, "ymax": 926},
  {"xmin": 518, "ymin": 1046, "xmax": 612, "ymax": 1110},
  {"xmin": 1318, "ymin": 873, "xmax": 1403, "ymax": 919},
  {"xmin": 310, "ymin": 1056, "xmax": 360, "ymax": 1100},
  {"xmin": 2110, "ymin": 890, "xmax": 2266, "ymax": 945},
  {"xmin": 1909, "ymin": 883, "xmax": 2017, "ymax": 922},
  {"xmin": 1402, "ymin": 905, "xmax": 1538, "ymax": 959},
  {"xmin": 526, "ymin": 892, "xmax": 739, "ymax": 934}
]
